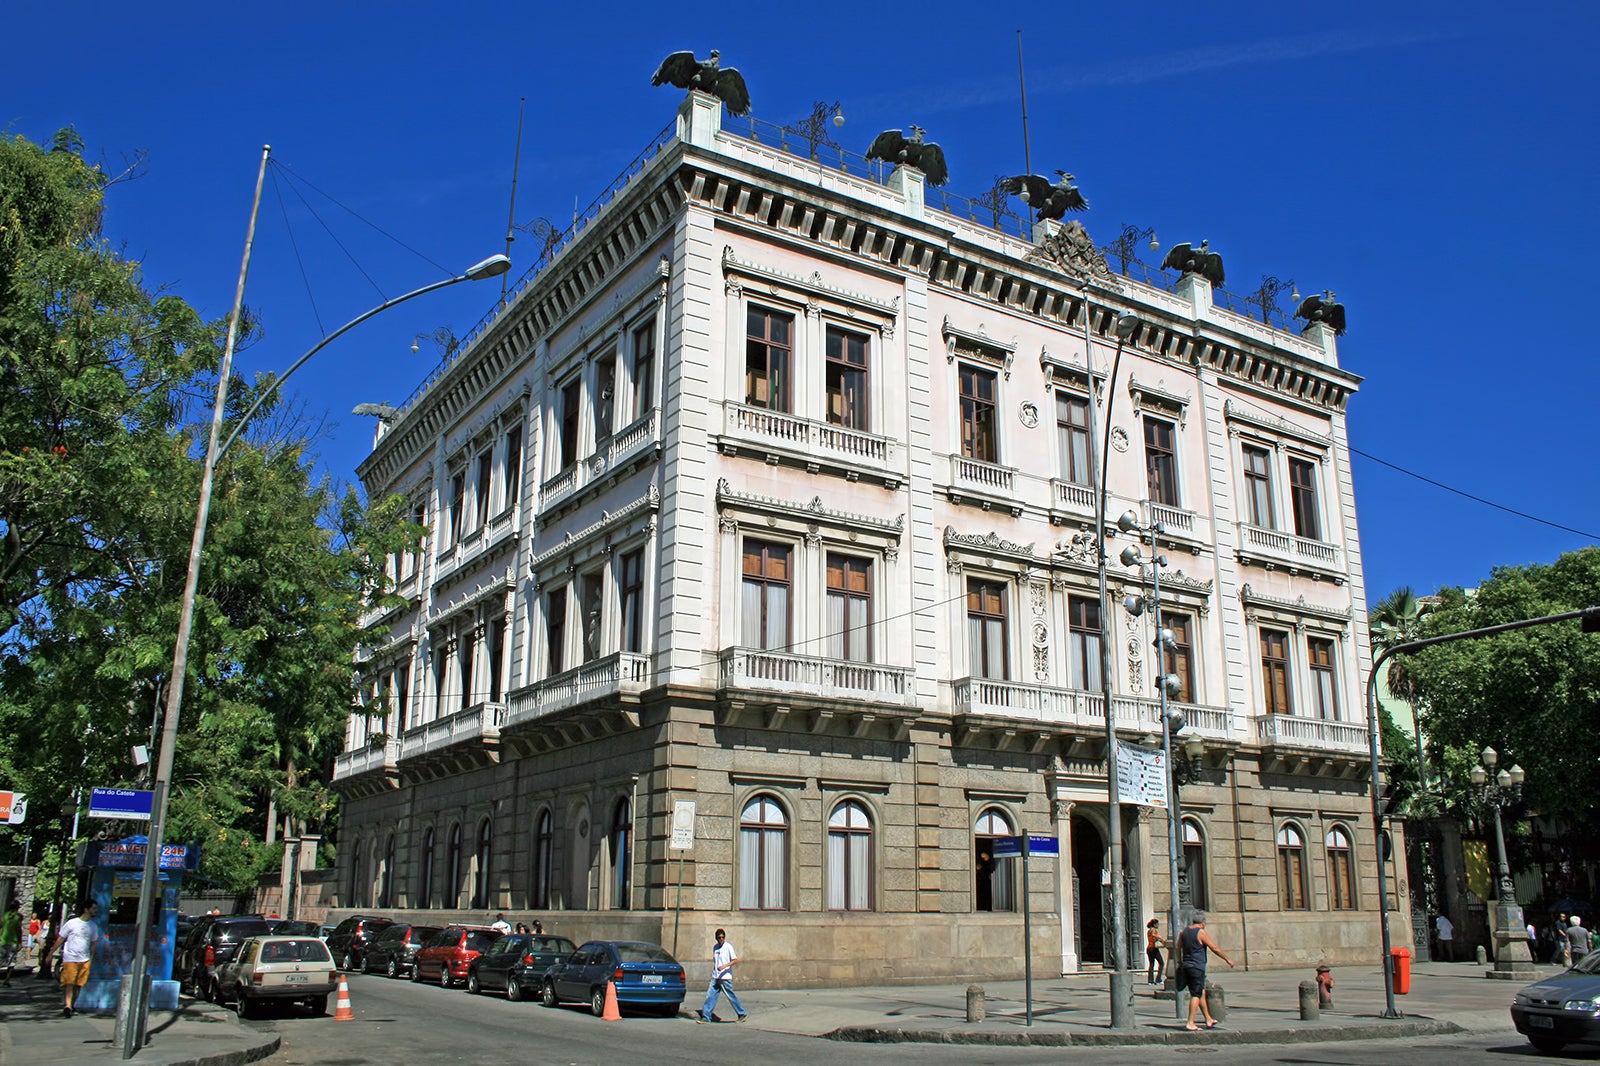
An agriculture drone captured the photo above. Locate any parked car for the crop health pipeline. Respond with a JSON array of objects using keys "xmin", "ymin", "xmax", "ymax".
[
  {"xmin": 539, "ymin": 940, "xmax": 686, "ymax": 1017},
  {"xmin": 270, "ymin": 919, "xmax": 322, "ymax": 937},
  {"xmin": 504, "ymin": 935, "xmax": 578, "ymax": 1001},
  {"xmin": 325, "ymin": 914, "xmax": 394, "ymax": 971},
  {"xmin": 214, "ymin": 935, "xmax": 339, "ymax": 1019},
  {"xmin": 1511, "ymin": 948, "xmax": 1600, "ymax": 1054},
  {"xmin": 363, "ymin": 922, "xmax": 441, "ymax": 979},
  {"xmin": 175, "ymin": 915, "xmax": 276, "ymax": 1002},
  {"xmin": 412, "ymin": 925, "xmax": 500, "ymax": 988}
]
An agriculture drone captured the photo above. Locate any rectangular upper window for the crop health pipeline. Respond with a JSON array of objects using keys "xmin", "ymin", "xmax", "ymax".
[
  {"xmin": 825, "ymin": 326, "xmax": 869, "ymax": 431},
  {"xmin": 503, "ymin": 425, "xmax": 523, "ymax": 514},
  {"xmin": 1068, "ymin": 594, "xmax": 1102, "ymax": 692},
  {"xmin": 1056, "ymin": 392, "xmax": 1090, "ymax": 486},
  {"xmin": 1308, "ymin": 636, "xmax": 1338, "ymax": 719},
  {"xmin": 741, "ymin": 539, "xmax": 792, "ymax": 650},
  {"xmin": 959, "ymin": 364, "xmax": 998, "ymax": 463},
  {"xmin": 746, "ymin": 307, "xmax": 793, "ymax": 412},
  {"xmin": 1261, "ymin": 628, "xmax": 1292, "ymax": 715},
  {"xmin": 1243, "ymin": 444, "xmax": 1274, "ymax": 528},
  {"xmin": 826, "ymin": 554, "xmax": 873, "ymax": 662},
  {"xmin": 1144, "ymin": 417, "xmax": 1178, "ymax": 506},
  {"xmin": 558, "ymin": 378, "xmax": 581, "ymax": 470},
  {"xmin": 619, "ymin": 549, "xmax": 644, "ymax": 654},
  {"xmin": 1163, "ymin": 612, "xmax": 1195, "ymax": 702},
  {"xmin": 966, "ymin": 578, "xmax": 1008, "ymax": 680},
  {"xmin": 1290, "ymin": 457, "xmax": 1323, "ymax": 541},
  {"xmin": 631, "ymin": 324, "xmax": 655, "ymax": 422}
]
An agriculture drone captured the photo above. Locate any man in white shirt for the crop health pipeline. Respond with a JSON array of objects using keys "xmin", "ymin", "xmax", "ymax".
[
  {"xmin": 697, "ymin": 928, "xmax": 747, "ymax": 1023},
  {"xmin": 47, "ymin": 901, "xmax": 99, "ymax": 1018},
  {"xmin": 1434, "ymin": 914, "xmax": 1454, "ymax": 961},
  {"xmin": 489, "ymin": 913, "xmax": 512, "ymax": 935}
]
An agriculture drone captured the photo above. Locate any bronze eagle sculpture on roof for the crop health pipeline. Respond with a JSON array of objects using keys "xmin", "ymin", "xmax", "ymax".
[
  {"xmin": 866, "ymin": 126, "xmax": 949, "ymax": 187},
  {"xmin": 1001, "ymin": 170, "xmax": 1088, "ymax": 220},
  {"xmin": 1161, "ymin": 239, "xmax": 1226, "ymax": 288},
  {"xmin": 1295, "ymin": 291, "xmax": 1346, "ymax": 335},
  {"xmin": 652, "ymin": 50, "xmax": 751, "ymax": 116}
]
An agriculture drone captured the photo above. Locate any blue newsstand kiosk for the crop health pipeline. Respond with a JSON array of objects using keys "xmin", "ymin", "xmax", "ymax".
[{"xmin": 75, "ymin": 835, "xmax": 199, "ymax": 1011}]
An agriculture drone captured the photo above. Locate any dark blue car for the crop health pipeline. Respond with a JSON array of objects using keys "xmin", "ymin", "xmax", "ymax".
[{"xmin": 539, "ymin": 940, "xmax": 685, "ymax": 1017}]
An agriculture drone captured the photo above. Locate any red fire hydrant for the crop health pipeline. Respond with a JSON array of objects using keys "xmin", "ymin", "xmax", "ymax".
[{"xmin": 1316, "ymin": 964, "xmax": 1334, "ymax": 1008}]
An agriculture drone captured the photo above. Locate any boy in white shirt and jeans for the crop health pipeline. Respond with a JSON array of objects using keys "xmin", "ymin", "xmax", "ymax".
[{"xmin": 697, "ymin": 928, "xmax": 747, "ymax": 1023}]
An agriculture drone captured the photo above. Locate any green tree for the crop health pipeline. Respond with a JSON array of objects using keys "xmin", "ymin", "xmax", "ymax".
[
  {"xmin": 0, "ymin": 129, "xmax": 414, "ymax": 893},
  {"xmin": 1370, "ymin": 586, "xmax": 1435, "ymax": 813},
  {"xmin": 1400, "ymin": 547, "xmax": 1600, "ymax": 825}
]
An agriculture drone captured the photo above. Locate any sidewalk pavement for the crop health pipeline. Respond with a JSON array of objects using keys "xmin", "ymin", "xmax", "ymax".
[
  {"xmin": 0, "ymin": 957, "xmax": 1543, "ymax": 1061},
  {"xmin": 0, "ymin": 963, "xmax": 278, "ymax": 1066}
]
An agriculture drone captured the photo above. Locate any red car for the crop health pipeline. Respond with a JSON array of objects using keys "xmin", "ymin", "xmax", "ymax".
[{"xmin": 411, "ymin": 925, "xmax": 501, "ymax": 988}]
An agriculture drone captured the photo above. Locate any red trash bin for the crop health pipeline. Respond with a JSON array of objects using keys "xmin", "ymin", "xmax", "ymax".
[{"xmin": 1390, "ymin": 947, "xmax": 1411, "ymax": 994}]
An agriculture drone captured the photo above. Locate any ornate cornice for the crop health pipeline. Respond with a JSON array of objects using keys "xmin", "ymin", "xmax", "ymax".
[
  {"xmin": 1239, "ymin": 583, "xmax": 1351, "ymax": 627},
  {"xmin": 721, "ymin": 245, "xmax": 900, "ymax": 332},
  {"xmin": 717, "ymin": 479, "xmax": 904, "ymax": 540},
  {"xmin": 1223, "ymin": 399, "xmax": 1333, "ymax": 451},
  {"xmin": 942, "ymin": 318, "xmax": 1016, "ymax": 377},
  {"xmin": 1023, "ymin": 220, "xmax": 1117, "ymax": 284},
  {"xmin": 528, "ymin": 486, "xmax": 660, "ymax": 574}
]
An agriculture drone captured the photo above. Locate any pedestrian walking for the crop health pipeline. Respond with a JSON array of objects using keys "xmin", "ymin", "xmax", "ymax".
[
  {"xmin": 46, "ymin": 901, "xmax": 99, "ymax": 1017},
  {"xmin": 25, "ymin": 912, "xmax": 40, "ymax": 962},
  {"xmin": 1146, "ymin": 918, "xmax": 1165, "ymax": 986},
  {"xmin": 1434, "ymin": 914, "xmax": 1455, "ymax": 962},
  {"xmin": 1179, "ymin": 910, "xmax": 1234, "ymax": 1031},
  {"xmin": 697, "ymin": 928, "xmax": 747, "ymax": 1023},
  {"xmin": 0, "ymin": 900, "xmax": 23, "ymax": 985},
  {"xmin": 1567, "ymin": 916, "xmax": 1592, "ymax": 962}
]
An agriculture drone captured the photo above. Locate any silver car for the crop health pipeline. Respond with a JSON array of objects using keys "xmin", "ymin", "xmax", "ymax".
[
  {"xmin": 1511, "ymin": 949, "xmax": 1600, "ymax": 1054},
  {"xmin": 215, "ymin": 935, "xmax": 339, "ymax": 1019}
]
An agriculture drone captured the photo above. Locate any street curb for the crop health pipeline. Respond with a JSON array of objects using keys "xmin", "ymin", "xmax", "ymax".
[
  {"xmin": 137, "ymin": 1033, "xmax": 281, "ymax": 1066},
  {"xmin": 826, "ymin": 1018, "xmax": 1465, "ymax": 1047}
]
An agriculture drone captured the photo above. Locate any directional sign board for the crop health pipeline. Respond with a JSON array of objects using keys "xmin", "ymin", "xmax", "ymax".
[
  {"xmin": 88, "ymin": 787, "xmax": 154, "ymax": 821},
  {"xmin": 992, "ymin": 835, "xmax": 1059, "ymax": 858}
]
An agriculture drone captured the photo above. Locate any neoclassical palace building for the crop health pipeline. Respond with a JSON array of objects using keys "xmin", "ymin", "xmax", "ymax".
[{"xmin": 330, "ymin": 91, "xmax": 1408, "ymax": 986}]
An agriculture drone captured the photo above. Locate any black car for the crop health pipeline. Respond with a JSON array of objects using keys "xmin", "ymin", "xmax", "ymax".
[
  {"xmin": 270, "ymin": 919, "xmax": 322, "ymax": 937},
  {"xmin": 326, "ymin": 914, "xmax": 394, "ymax": 971},
  {"xmin": 467, "ymin": 933, "xmax": 532, "ymax": 996},
  {"xmin": 175, "ymin": 914, "xmax": 276, "ymax": 1001},
  {"xmin": 363, "ymin": 922, "xmax": 441, "ymax": 979},
  {"xmin": 504, "ymin": 935, "xmax": 579, "ymax": 1001}
]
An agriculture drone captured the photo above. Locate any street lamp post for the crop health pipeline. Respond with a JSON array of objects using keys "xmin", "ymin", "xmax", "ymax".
[
  {"xmin": 118, "ymin": 144, "xmax": 509, "ymax": 1056},
  {"xmin": 1117, "ymin": 513, "xmax": 1186, "ymax": 1019},
  {"xmin": 1077, "ymin": 285, "xmax": 1140, "ymax": 1027},
  {"xmin": 1471, "ymin": 747, "xmax": 1534, "ymax": 980}
]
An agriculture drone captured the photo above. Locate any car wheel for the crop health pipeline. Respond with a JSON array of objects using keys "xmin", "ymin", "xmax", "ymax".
[
  {"xmin": 590, "ymin": 987, "xmax": 607, "ymax": 1017},
  {"xmin": 386, "ymin": 958, "xmax": 399, "ymax": 979},
  {"xmin": 410, "ymin": 961, "xmax": 423, "ymax": 983},
  {"xmin": 235, "ymin": 993, "xmax": 252, "ymax": 1020},
  {"xmin": 309, "ymin": 994, "xmax": 328, "ymax": 1016},
  {"xmin": 506, "ymin": 974, "xmax": 522, "ymax": 1002},
  {"xmin": 440, "ymin": 966, "xmax": 453, "ymax": 989},
  {"xmin": 1530, "ymin": 1036, "xmax": 1566, "ymax": 1054},
  {"xmin": 541, "ymin": 981, "xmax": 558, "ymax": 1008},
  {"xmin": 467, "ymin": 971, "xmax": 481, "ymax": 995}
]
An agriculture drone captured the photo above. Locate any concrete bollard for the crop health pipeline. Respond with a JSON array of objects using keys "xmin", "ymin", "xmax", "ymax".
[
  {"xmin": 966, "ymin": 984, "xmax": 986, "ymax": 1023},
  {"xmin": 1475, "ymin": 944, "xmax": 1488, "ymax": 966},
  {"xmin": 1207, "ymin": 982, "xmax": 1228, "ymax": 1020},
  {"xmin": 1299, "ymin": 980, "xmax": 1320, "ymax": 1021}
]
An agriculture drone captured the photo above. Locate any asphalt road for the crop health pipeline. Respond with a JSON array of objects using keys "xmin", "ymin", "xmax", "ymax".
[{"xmin": 253, "ymin": 971, "xmax": 1600, "ymax": 1066}]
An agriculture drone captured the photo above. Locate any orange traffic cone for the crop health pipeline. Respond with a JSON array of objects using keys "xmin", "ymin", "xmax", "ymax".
[
  {"xmin": 601, "ymin": 979, "xmax": 621, "ymax": 1021},
  {"xmin": 334, "ymin": 974, "xmax": 355, "ymax": 1021}
]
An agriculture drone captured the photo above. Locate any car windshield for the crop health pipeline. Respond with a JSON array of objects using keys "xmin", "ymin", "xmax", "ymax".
[
  {"xmin": 464, "ymin": 931, "xmax": 499, "ymax": 952},
  {"xmin": 260, "ymin": 939, "xmax": 332, "ymax": 963},
  {"xmin": 616, "ymin": 944, "xmax": 675, "ymax": 964},
  {"xmin": 1572, "ymin": 948, "xmax": 1600, "ymax": 975},
  {"xmin": 532, "ymin": 937, "xmax": 575, "ymax": 953},
  {"xmin": 218, "ymin": 921, "xmax": 273, "ymax": 941}
]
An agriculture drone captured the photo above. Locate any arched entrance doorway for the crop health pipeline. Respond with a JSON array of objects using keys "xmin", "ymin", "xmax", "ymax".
[{"xmin": 1072, "ymin": 815, "xmax": 1105, "ymax": 965}]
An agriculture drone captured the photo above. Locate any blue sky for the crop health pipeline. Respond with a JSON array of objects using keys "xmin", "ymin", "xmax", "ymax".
[{"xmin": 7, "ymin": 2, "xmax": 1597, "ymax": 606}]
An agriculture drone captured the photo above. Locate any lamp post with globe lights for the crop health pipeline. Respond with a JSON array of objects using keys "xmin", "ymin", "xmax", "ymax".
[{"xmin": 1470, "ymin": 747, "xmax": 1535, "ymax": 980}]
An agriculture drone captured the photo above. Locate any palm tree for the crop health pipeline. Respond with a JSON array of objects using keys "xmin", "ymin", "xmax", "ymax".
[{"xmin": 1370, "ymin": 586, "xmax": 1432, "ymax": 797}]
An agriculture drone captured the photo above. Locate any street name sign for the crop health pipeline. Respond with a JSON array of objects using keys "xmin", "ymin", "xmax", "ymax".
[{"xmin": 89, "ymin": 788, "xmax": 154, "ymax": 821}]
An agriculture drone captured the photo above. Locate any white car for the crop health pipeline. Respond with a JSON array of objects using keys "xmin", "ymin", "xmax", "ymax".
[{"xmin": 215, "ymin": 935, "xmax": 339, "ymax": 1018}]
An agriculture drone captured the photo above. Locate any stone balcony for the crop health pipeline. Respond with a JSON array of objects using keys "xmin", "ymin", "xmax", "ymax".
[
  {"xmin": 1255, "ymin": 712, "xmax": 1370, "ymax": 776},
  {"xmin": 505, "ymin": 652, "xmax": 651, "ymax": 729},
  {"xmin": 951, "ymin": 677, "xmax": 1235, "ymax": 747},
  {"xmin": 945, "ymin": 454, "xmax": 1022, "ymax": 515},
  {"xmin": 541, "ymin": 408, "xmax": 661, "ymax": 511},
  {"xmin": 1237, "ymin": 522, "xmax": 1344, "ymax": 582},
  {"xmin": 331, "ymin": 739, "xmax": 401, "ymax": 797},
  {"xmin": 716, "ymin": 647, "xmax": 918, "ymax": 737},
  {"xmin": 395, "ymin": 701, "xmax": 505, "ymax": 778},
  {"xmin": 717, "ymin": 401, "xmax": 902, "ymax": 487}
]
